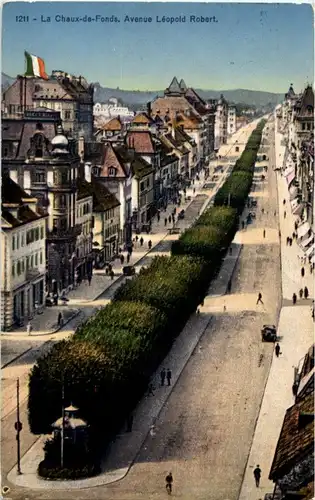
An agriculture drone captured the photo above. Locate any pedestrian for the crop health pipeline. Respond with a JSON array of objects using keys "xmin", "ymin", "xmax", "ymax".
[
  {"xmin": 135, "ymin": 235, "xmax": 139, "ymax": 243},
  {"xmin": 229, "ymin": 247, "xmax": 233, "ymax": 255},
  {"xmin": 53, "ymin": 292, "xmax": 58, "ymax": 306},
  {"xmin": 301, "ymin": 267, "xmax": 305, "ymax": 278},
  {"xmin": 274, "ymin": 211, "xmax": 276, "ymax": 216},
  {"xmin": 126, "ymin": 413, "xmax": 133, "ymax": 432},
  {"xmin": 193, "ymin": 188, "xmax": 196, "ymax": 194},
  {"xmin": 283, "ymin": 199, "xmax": 286, "ymax": 205},
  {"xmin": 148, "ymin": 240, "xmax": 152, "ymax": 250},
  {"xmin": 263, "ymin": 229, "xmax": 266, "ymax": 238},
  {"xmin": 168, "ymin": 215, "xmax": 172, "ymax": 224},
  {"xmin": 57, "ymin": 312, "xmax": 63, "ymax": 326},
  {"xmin": 126, "ymin": 253, "xmax": 130, "ymax": 264},
  {"xmin": 284, "ymin": 211, "xmax": 286, "ymax": 219},
  {"xmin": 299, "ymin": 288, "xmax": 304, "ymax": 299},
  {"xmin": 253, "ymin": 465, "xmax": 262, "ymax": 488},
  {"xmin": 275, "ymin": 343, "xmax": 281, "ymax": 357},
  {"xmin": 289, "ymin": 238, "xmax": 292, "ymax": 246},
  {"xmin": 292, "ymin": 293, "xmax": 297, "ymax": 305},
  {"xmin": 227, "ymin": 279, "xmax": 232, "ymax": 293},
  {"xmin": 286, "ymin": 236, "xmax": 290, "ymax": 246},
  {"xmin": 279, "ymin": 230, "xmax": 281, "ymax": 238},
  {"xmin": 310, "ymin": 265, "xmax": 313, "ymax": 274},
  {"xmin": 160, "ymin": 368, "xmax": 166, "ymax": 386},
  {"xmin": 140, "ymin": 237, "xmax": 144, "ymax": 246},
  {"xmin": 304, "ymin": 286, "xmax": 309, "ymax": 299},
  {"xmin": 166, "ymin": 369, "xmax": 172, "ymax": 386},
  {"xmin": 165, "ymin": 472, "xmax": 173, "ymax": 495},
  {"xmin": 120, "ymin": 254, "xmax": 124, "ymax": 265},
  {"xmin": 88, "ymin": 275, "xmax": 92, "ymax": 286},
  {"xmin": 108, "ymin": 263, "xmax": 112, "ymax": 273},
  {"xmin": 164, "ymin": 217, "xmax": 167, "ymax": 226},
  {"xmin": 27, "ymin": 321, "xmax": 32, "ymax": 336},
  {"xmin": 148, "ymin": 383, "xmax": 155, "ymax": 396},
  {"xmin": 242, "ymin": 221, "xmax": 245, "ymax": 230},
  {"xmin": 157, "ymin": 213, "xmax": 160, "ymax": 223},
  {"xmin": 110, "ymin": 270, "xmax": 114, "ymax": 280},
  {"xmin": 256, "ymin": 292, "xmax": 264, "ymax": 305},
  {"xmin": 261, "ymin": 208, "xmax": 264, "ymax": 214}
]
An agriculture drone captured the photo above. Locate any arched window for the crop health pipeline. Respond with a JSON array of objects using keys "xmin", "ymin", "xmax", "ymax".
[{"xmin": 109, "ymin": 167, "xmax": 117, "ymax": 177}]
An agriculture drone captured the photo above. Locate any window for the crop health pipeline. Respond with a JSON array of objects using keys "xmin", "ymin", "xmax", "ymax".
[
  {"xmin": 64, "ymin": 110, "xmax": 71, "ymax": 120},
  {"xmin": 35, "ymin": 228, "xmax": 39, "ymax": 240},
  {"xmin": 109, "ymin": 167, "xmax": 117, "ymax": 177},
  {"xmin": 35, "ymin": 253, "xmax": 38, "ymax": 266},
  {"xmin": 12, "ymin": 236, "xmax": 15, "ymax": 251},
  {"xmin": 26, "ymin": 257, "xmax": 29, "ymax": 270},
  {"xmin": 12, "ymin": 264, "xmax": 15, "ymax": 277},
  {"xmin": 4, "ymin": 147, "xmax": 8, "ymax": 157},
  {"xmin": 16, "ymin": 234, "xmax": 20, "ymax": 249},
  {"xmin": 30, "ymin": 255, "xmax": 34, "ymax": 268},
  {"xmin": 21, "ymin": 233, "xmax": 25, "ymax": 247},
  {"xmin": 17, "ymin": 261, "xmax": 21, "ymax": 276},
  {"xmin": 40, "ymin": 226, "xmax": 44, "ymax": 239},
  {"xmin": 34, "ymin": 171, "xmax": 46, "ymax": 183},
  {"xmin": 40, "ymin": 251, "xmax": 43, "ymax": 265}
]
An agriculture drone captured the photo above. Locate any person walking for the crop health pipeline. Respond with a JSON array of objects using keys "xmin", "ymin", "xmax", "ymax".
[
  {"xmin": 227, "ymin": 279, "xmax": 232, "ymax": 294},
  {"xmin": 57, "ymin": 312, "xmax": 63, "ymax": 326},
  {"xmin": 168, "ymin": 215, "xmax": 172, "ymax": 224},
  {"xmin": 87, "ymin": 274, "xmax": 92, "ymax": 286},
  {"xmin": 289, "ymin": 238, "xmax": 292, "ymax": 246},
  {"xmin": 160, "ymin": 368, "xmax": 166, "ymax": 386},
  {"xmin": 292, "ymin": 293, "xmax": 297, "ymax": 305},
  {"xmin": 126, "ymin": 413, "xmax": 134, "ymax": 432},
  {"xmin": 157, "ymin": 212, "xmax": 160, "ymax": 223},
  {"xmin": 135, "ymin": 235, "xmax": 139, "ymax": 244},
  {"xmin": 263, "ymin": 229, "xmax": 266, "ymax": 238},
  {"xmin": 256, "ymin": 292, "xmax": 264, "ymax": 305},
  {"xmin": 148, "ymin": 240, "xmax": 152, "ymax": 250},
  {"xmin": 110, "ymin": 270, "xmax": 114, "ymax": 280},
  {"xmin": 283, "ymin": 199, "xmax": 286, "ymax": 205},
  {"xmin": 120, "ymin": 254, "xmax": 124, "ymax": 265},
  {"xmin": 164, "ymin": 217, "xmax": 168, "ymax": 227},
  {"xmin": 126, "ymin": 253, "xmax": 130, "ymax": 264},
  {"xmin": 27, "ymin": 321, "xmax": 32, "ymax": 336},
  {"xmin": 253, "ymin": 465, "xmax": 262, "ymax": 488},
  {"xmin": 261, "ymin": 207, "xmax": 264, "ymax": 214},
  {"xmin": 166, "ymin": 369, "xmax": 172, "ymax": 386},
  {"xmin": 165, "ymin": 472, "xmax": 173, "ymax": 495},
  {"xmin": 294, "ymin": 221, "xmax": 298, "ymax": 231},
  {"xmin": 299, "ymin": 288, "xmax": 304, "ymax": 299},
  {"xmin": 140, "ymin": 237, "xmax": 144, "ymax": 247},
  {"xmin": 284, "ymin": 211, "xmax": 286, "ymax": 219},
  {"xmin": 275, "ymin": 343, "xmax": 281, "ymax": 357},
  {"xmin": 286, "ymin": 236, "xmax": 290, "ymax": 246},
  {"xmin": 304, "ymin": 286, "xmax": 309, "ymax": 299},
  {"xmin": 242, "ymin": 221, "xmax": 245, "ymax": 230},
  {"xmin": 301, "ymin": 267, "xmax": 305, "ymax": 277}
]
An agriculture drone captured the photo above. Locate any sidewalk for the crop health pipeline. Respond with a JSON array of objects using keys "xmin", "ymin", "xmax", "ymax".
[
  {"xmin": 6, "ymin": 123, "xmax": 258, "ymax": 491},
  {"xmin": 238, "ymin": 117, "xmax": 314, "ymax": 500},
  {"xmin": 8, "ymin": 215, "xmax": 244, "ymax": 491}
]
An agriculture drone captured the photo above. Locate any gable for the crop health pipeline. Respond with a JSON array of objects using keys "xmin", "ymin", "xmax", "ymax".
[{"xmin": 100, "ymin": 144, "xmax": 128, "ymax": 178}]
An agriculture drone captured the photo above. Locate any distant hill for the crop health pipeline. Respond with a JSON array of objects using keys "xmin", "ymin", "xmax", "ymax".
[{"xmin": 2, "ymin": 72, "xmax": 284, "ymax": 108}]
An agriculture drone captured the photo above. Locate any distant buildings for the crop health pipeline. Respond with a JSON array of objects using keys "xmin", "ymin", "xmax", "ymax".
[
  {"xmin": 94, "ymin": 98, "xmax": 134, "ymax": 121},
  {"xmin": 227, "ymin": 106, "xmax": 236, "ymax": 135}
]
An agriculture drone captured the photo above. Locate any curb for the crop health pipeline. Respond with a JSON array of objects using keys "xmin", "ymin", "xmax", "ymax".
[{"xmin": 1, "ymin": 310, "xmax": 80, "ymax": 369}]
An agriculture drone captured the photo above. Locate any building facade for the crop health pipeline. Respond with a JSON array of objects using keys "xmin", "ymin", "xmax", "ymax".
[
  {"xmin": 227, "ymin": 106, "xmax": 236, "ymax": 135},
  {"xmin": 1, "ymin": 175, "xmax": 47, "ymax": 330}
]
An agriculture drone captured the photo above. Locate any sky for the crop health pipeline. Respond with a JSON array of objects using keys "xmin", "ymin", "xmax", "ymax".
[{"xmin": 2, "ymin": 2, "xmax": 314, "ymax": 93}]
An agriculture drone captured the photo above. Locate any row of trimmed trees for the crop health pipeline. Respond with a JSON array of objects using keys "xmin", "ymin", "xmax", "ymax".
[{"xmin": 28, "ymin": 119, "xmax": 265, "ymax": 475}]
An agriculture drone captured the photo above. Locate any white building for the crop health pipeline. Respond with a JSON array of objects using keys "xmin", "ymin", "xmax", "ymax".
[
  {"xmin": 214, "ymin": 94, "xmax": 228, "ymax": 149},
  {"xmin": 1, "ymin": 175, "xmax": 47, "ymax": 330},
  {"xmin": 227, "ymin": 106, "xmax": 236, "ymax": 135},
  {"xmin": 93, "ymin": 98, "xmax": 134, "ymax": 120}
]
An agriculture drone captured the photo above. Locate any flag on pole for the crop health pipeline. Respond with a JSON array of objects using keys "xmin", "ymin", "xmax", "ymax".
[{"xmin": 24, "ymin": 51, "xmax": 48, "ymax": 80}]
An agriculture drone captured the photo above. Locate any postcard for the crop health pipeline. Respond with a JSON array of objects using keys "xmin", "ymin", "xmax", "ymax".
[{"xmin": 1, "ymin": 2, "xmax": 314, "ymax": 500}]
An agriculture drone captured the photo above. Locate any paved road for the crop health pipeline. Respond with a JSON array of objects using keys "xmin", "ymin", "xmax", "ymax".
[{"xmin": 2, "ymin": 121, "xmax": 262, "ymax": 498}]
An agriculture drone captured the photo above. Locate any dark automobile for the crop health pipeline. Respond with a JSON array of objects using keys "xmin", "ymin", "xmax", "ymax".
[
  {"xmin": 123, "ymin": 266, "xmax": 136, "ymax": 276},
  {"xmin": 261, "ymin": 325, "xmax": 277, "ymax": 342}
]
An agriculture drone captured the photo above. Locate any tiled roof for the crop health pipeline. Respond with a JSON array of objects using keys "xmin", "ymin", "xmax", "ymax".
[
  {"xmin": 151, "ymin": 96, "xmax": 198, "ymax": 120},
  {"xmin": 185, "ymin": 87, "xmax": 207, "ymax": 107},
  {"xmin": 161, "ymin": 133, "xmax": 189, "ymax": 155},
  {"xmin": 17, "ymin": 122, "xmax": 56, "ymax": 159},
  {"xmin": 84, "ymin": 141, "xmax": 105, "ymax": 163},
  {"xmin": 269, "ymin": 391, "xmax": 314, "ymax": 480},
  {"xmin": 295, "ymin": 86, "xmax": 314, "ymax": 117},
  {"xmin": 102, "ymin": 117, "xmax": 123, "ymax": 131},
  {"xmin": 166, "ymin": 77, "xmax": 182, "ymax": 95},
  {"xmin": 2, "ymin": 120, "xmax": 24, "ymax": 141},
  {"xmin": 77, "ymin": 179, "xmax": 94, "ymax": 200},
  {"xmin": 175, "ymin": 127, "xmax": 195, "ymax": 145},
  {"xmin": 99, "ymin": 143, "xmax": 129, "ymax": 178},
  {"xmin": 179, "ymin": 79, "xmax": 187, "ymax": 91},
  {"xmin": 132, "ymin": 113, "xmax": 152, "ymax": 125},
  {"xmin": 126, "ymin": 131, "xmax": 155, "ymax": 154},
  {"xmin": 131, "ymin": 156, "xmax": 154, "ymax": 180},
  {"xmin": 91, "ymin": 178, "xmax": 120, "ymax": 212},
  {"xmin": 2, "ymin": 175, "xmax": 33, "ymax": 203}
]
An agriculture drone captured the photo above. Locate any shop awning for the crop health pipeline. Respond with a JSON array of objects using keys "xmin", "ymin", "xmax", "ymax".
[
  {"xmin": 305, "ymin": 243, "xmax": 315, "ymax": 258},
  {"xmin": 300, "ymin": 234, "xmax": 314, "ymax": 248},
  {"xmin": 297, "ymin": 221, "xmax": 310, "ymax": 239}
]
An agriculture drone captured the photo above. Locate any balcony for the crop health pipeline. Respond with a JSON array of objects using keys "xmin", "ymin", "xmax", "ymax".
[
  {"xmin": 47, "ymin": 224, "xmax": 82, "ymax": 241},
  {"xmin": 47, "ymin": 181, "xmax": 77, "ymax": 192},
  {"xmin": 26, "ymin": 268, "xmax": 42, "ymax": 281}
]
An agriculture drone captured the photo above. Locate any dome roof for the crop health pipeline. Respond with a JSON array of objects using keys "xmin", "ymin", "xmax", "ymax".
[{"xmin": 51, "ymin": 134, "xmax": 69, "ymax": 147}]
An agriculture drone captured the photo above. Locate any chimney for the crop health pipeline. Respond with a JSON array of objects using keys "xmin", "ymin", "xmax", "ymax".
[
  {"xmin": 78, "ymin": 136, "xmax": 85, "ymax": 162},
  {"xmin": 84, "ymin": 162, "xmax": 92, "ymax": 183},
  {"xmin": 147, "ymin": 101, "xmax": 152, "ymax": 117}
]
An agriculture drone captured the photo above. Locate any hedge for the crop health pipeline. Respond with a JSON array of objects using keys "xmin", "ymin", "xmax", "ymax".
[
  {"xmin": 28, "ymin": 118, "xmax": 266, "ymax": 460},
  {"xmin": 29, "ymin": 302, "xmax": 167, "ymax": 435},
  {"xmin": 172, "ymin": 207, "xmax": 238, "ymax": 262}
]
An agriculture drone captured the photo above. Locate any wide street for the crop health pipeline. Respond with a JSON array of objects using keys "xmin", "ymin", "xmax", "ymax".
[{"xmin": 2, "ymin": 119, "xmax": 268, "ymax": 500}]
